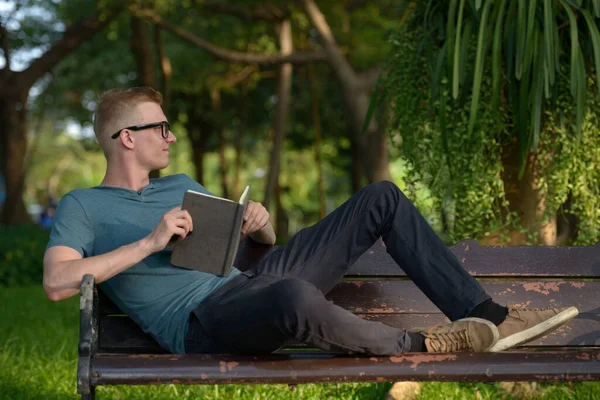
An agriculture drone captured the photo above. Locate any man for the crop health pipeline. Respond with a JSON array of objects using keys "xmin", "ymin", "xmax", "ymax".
[{"xmin": 43, "ymin": 87, "xmax": 578, "ymax": 356}]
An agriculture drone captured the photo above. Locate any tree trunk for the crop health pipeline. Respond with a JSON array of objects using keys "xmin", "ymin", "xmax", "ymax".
[
  {"xmin": 307, "ymin": 65, "xmax": 326, "ymax": 218},
  {"xmin": 0, "ymin": 6, "xmax": 122, "ymax": 224},
  {"xmin": 556, "ymin": 194, "xmax": 578, "ymax": 246},
  {"xmin": 483, "ymin": 137, "xmax": 556, "ymax": 245},
  {"xmin": 210, "ymin": 90, "xmax": 229, "ymax": 198},
  {"xmin": 154, "ymin": 25, "xmax": 172, "ymax": 112},
  {"xmin": 0, "ymin": 93, "xmax": 30, "ymax": 224},
  {"xmin": 275, "ymin": 181, "xmax": 289, "ymax": 242},
  {"xmin": 350, "ymin": 138, "xmax": 362, "ymax": 193},
  {"xmin": 263, "ymin": 19, "xmax": 293, "ymax": 210},
  {"xmin": 343, "ymin": 78, "xmax": 391, "ymax": 183},
  {"xmin": 131, "ymin": 16, "xmax": 155, "ymax": 87},
  {"xmin": 131, "ymin": 15, "xmax": 160, "ymax": 179},
  {"xmin": 188, "ymin": 122, "xmax": 209, "ymax": 185},
  {"xmin": 233, "ymin": 78, "xmax": 249, "ymax": 198},
  {"xmin": 184, "ymin": 94, "xmax": 211, "ymax": 184},
  {"xmin": 301, "ymin": 0, "xmax": 390, "ymax": 184},
  {"xmin": 191, "ymin": 144, "xmax": 205, "ymax": 183}
]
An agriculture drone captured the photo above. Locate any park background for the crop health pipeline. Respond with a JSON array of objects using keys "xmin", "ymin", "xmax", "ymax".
[{"xmin": 1, "ymin": 0, "xmax": 599, "ymax": 398}]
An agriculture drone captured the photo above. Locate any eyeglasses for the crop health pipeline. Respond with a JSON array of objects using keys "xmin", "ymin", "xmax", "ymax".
[{"xmin": 111, "ymin": 121, "xmax": 171, "ymax": 139}]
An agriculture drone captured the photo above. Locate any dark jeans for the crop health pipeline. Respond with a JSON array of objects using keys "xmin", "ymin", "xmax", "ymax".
[{"xmin": 185, "ymin": 181, "xmax": 490, "ymax": 355}]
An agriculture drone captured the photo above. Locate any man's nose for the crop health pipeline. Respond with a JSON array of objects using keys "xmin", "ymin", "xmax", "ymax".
[{"xmin": 166, "ymin": 130, "xmax": 176, "ymax": 143}]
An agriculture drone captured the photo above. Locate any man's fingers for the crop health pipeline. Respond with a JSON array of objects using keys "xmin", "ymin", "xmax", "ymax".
[
  {"xmin": 247, "ymin": 214, "xmax": 264, "ymax": 234},
  {"xmin": 171, "ymin": 226, "xmax": 186, "ymax": 239},
  {"xmin": 258, "ymin": 214, "xmax": 269, "ymax": 230},
  {"xmin": 169, "ymin": 216, "xmax": 192, "ymax": 238},
  {"xmin": 183, "ymin": 210, "xmax": 193, "ymax": 231},
  {"xmin": 244, "ymin": 206, "xmax": 256, "ymax": 222},
  {"xmin": 241, "ymin": 220, "xmax": 250, "ymax": 236},
  {"xmin": 167, "ymin": 210, "xmax": 193, "ymax": 231}
]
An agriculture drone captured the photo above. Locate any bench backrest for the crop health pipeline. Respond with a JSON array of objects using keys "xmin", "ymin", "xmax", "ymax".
[{"xmin": 97, "ymin": 239, "xmax": 600, "ymax": 354}]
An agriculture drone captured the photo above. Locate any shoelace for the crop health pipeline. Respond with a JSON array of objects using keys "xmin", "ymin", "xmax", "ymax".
[
  {"xmin": 424, "ymin": 330, "xmax": 472, "ymax": 352},
  {"xmin": 510, "ymin": 306, "xmax": 555, "ymax": 311}
]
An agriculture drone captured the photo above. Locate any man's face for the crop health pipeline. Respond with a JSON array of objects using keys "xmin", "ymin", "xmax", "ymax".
[{"xmin": 129, "ymin": 102, "xmax": 176, "ymax": 171}]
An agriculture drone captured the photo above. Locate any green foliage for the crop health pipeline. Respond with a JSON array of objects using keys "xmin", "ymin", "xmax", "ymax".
[
  {"xmin": 414, "ymin": 0, "xmax": 600, "ymax": 178},
  {"xmin": 382, "ymin": 14, "xmax": 600, "ymax": 245},
  {"xmin": 24, "ymin": 128, "xmax": 107, "ymax": 206},
  {"xmin": 536, "ymin": 73, "xmax": 600, "ymax": 245},
  {"xmin": 384, "ymin": 27, "xmax": 514, "ymax": 244},
  {"xmin": 0, "ymin": 225, "xmax": 50, "ymax": 287}
]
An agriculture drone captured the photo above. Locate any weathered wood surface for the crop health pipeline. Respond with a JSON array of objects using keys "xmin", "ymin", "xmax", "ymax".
[
  {"xmin": 98, "ymin": 279, "xmax": 598, "ymax": 314},
  {"xmin": 97, "ymin": 277, "xmax": 600, "ymax": 352},
  {"xmin": 96, "ymin": 239, "xmax": 600, "ymax": 353},
  {"xmin": 98, "ymin": 311, "xmax": 600, "ymax": 353},
  {"xmin": 345, "ymin": 239, "xmax": 600, "ymax": 277},
  {"xmin": 90, "ymin": 350, "xmax": 600, "ymax": 385},
  {"xmin": 327, "ymin": 281, "xmax": 599, "ymax": 313},
  {"xmin": 80, "ymin": 239, "xmax": 600, "ymax": 393}
]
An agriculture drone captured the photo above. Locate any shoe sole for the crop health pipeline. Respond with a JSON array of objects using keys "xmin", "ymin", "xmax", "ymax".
[{"xmin": 486, "ymin": 306, "xmax": 579, "ymax": 352}]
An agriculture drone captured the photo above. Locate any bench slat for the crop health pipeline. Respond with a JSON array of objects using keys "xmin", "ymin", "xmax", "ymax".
[
  {"xmin": 98, "ymin": 311, "xmax": 599, "ymax": 353},
  {"xmin": 97, "ymin": 279, "xmax": 599, "ymax": 352},
  {"xmin": 90, "ymin": 350, "xmax": 600, "ymax": 384},
  {"xmin": 98, "ymin": 279, "xmax": 599, "ymax": 315},
  {"xmin": 328, "ymin": 280, "xmax": 600, "ymax": 314},
  {"xmin": 99, "ymin": 316, "xmax": 166, "ymax": 353},
  {"xmin": 348, "ymin": 240, "xmax": 600, "ymax": 277}
]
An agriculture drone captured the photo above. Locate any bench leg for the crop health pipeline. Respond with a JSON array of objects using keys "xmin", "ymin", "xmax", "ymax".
[{"xmin": 81, "ymin": 386, "xmax": 95, "ymax": 400}]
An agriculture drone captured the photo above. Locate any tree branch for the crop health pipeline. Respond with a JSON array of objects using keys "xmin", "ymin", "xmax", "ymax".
[
  {"xmin": 300, "ymin": 0, "xmax": 358, "ymax": 87},
  {"xmin": 210, "ymin": 64, "xmax": 256, "ymax": 91},
  {"xmin": 154, "ymin": 25, "xmax": 172, "ymax": 109},
  {"xmin": 142, "ymin": 10, "xmax": 327, "ymax": 65},
  {"xmin": 14, "ymin": 5, "xmax": 124, "ymax": 93},
  {"xmin": 356, "ymin": 66, "xmax": 381, "ymax": 91},
  {"xmin": 195, "ymin": 0, "xmax": 290, "ymax": 22}
]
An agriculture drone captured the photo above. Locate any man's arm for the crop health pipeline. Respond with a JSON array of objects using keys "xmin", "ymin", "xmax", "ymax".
[
  {"xmin": 249, "ymin": 220, "xmax": 276, "ymax": 245},
  {"xmin": 43, "ymin": 206, "xmax": 193, "ymax": 302},
  {"xmin": 243, "ymin": 200, "xmax": 276, "ymax": 245},
  {"xmin": 43, "ymin": 240, "xmax": 153, "ymax": 301}
]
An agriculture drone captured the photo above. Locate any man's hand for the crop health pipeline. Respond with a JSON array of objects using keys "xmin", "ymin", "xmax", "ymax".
[
  {"xmin": 241, "ymin": 200, "xmax": 270, "ymax": 237},
  {"xmin": 143, "ymin": 206, "xmax": 193, "ymax": 253}
]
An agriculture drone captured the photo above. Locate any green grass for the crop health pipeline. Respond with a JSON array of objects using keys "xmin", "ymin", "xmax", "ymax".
[{"xmin": 0, "ymin": 286, "xmax": 598, "ymax": 399}]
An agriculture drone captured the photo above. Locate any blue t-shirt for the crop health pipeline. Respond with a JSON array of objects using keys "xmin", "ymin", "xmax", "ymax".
[{"xmin": 46, "ymin": 174, "xmax": 241, "ymax": 353}]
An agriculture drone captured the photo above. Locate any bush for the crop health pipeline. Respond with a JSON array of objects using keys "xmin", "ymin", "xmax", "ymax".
[{"xmin": 0, "ymin": 224, "xmax": 50, "ymax": 286}]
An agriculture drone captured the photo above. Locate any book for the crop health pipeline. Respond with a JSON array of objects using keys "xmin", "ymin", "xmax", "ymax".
[{"xmin": 170, "ymin": 185, "xmax": 251, "ymax": 276}]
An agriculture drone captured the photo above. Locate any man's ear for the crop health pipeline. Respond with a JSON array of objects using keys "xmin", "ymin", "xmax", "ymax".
[{"xmin": 120, "ymin": 129, "xmax": 135, "ymax": 150}]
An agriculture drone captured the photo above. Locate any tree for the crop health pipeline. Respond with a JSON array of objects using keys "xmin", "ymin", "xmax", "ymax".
[
  {"xmin": 0, "ymin": 1, "xmax": 123, "ymax": 224},
  {"xmin": 300, "ymin": 0, "xmax": 388, "ymax": 184},
  {"xmin": 380, "ymin": 1, "xmax": 600, "ymax": 245},
  {"xmin": 142, "ymin": 0, "xmax": 400, "ymax": 186}
]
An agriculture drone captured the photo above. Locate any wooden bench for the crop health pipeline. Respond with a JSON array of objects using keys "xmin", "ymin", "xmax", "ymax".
[{"xmin": 77, "ymin": 239, "xmax": 600, "ymax": 399}]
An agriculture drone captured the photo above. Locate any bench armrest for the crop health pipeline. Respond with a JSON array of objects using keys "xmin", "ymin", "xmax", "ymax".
[{"xmin": 77, "ymin": 274, "xmax": 98, "ymax": 395}]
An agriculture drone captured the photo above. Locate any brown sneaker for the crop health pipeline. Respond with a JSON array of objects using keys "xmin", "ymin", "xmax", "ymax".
[
  {"xmin": 487, "ymin": 306, "xmax": 579, "ymax": 352},
  {"xmin": 421, "ymin": 318, "xmax": 499, "ymax": 352}
]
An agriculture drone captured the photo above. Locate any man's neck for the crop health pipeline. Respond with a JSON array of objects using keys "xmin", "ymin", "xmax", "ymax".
[{"xmin": 101, "ymin": 164, "xmax": 151, "ymax": 192}]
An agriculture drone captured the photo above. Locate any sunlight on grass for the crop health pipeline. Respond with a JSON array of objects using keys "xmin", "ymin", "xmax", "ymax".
[{"xmin": 0, "ymin": 285, "xmax": 598, "ymax": 399}]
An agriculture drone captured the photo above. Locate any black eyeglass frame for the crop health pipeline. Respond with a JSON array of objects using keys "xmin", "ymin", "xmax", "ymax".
[{"xmin": 111, "ymin": 121, "xmax": 171, "ymax": 139}]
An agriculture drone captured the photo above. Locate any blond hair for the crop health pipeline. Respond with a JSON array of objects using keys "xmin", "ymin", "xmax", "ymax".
[{"xmin": 93, "ymin": 87, "xmax": 163, "ymax": 147}]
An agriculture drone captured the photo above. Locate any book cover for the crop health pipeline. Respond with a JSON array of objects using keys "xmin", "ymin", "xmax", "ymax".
[{"xmin": 170, "ymin": 186, "xmax": 250, "ymax": 276}]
